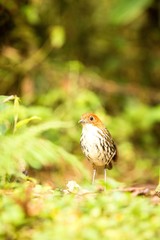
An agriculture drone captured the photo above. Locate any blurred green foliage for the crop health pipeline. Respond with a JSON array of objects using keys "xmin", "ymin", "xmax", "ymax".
[
  {"xmin": 0, "ymin": 181, "xmax": 159, "ymax": 240},
  {"xmin": 0, "ymin": 0, "xmax": 160, "ymax": 95},
  {"xmin": 0, "ymin": 95, "xmax": 88, "ymax": 181},
  {"xmin": 0, "ymin": 0, "xmax": 159, "ymax": 239}
]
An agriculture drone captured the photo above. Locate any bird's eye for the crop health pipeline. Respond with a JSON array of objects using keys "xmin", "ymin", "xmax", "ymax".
[{"xmin": 89, "ymin": 116, "xmax": 94, "ymax": 121}]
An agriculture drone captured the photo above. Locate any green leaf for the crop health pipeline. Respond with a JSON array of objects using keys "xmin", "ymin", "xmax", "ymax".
[
  {"xmin": 15, "ymin": 116, "xmax": 41, "ymax": 130},
  {"xmin": 23, "ymin": 5, "xmax": 40, "ymax": 24},
  {"xmin": 50, "ymin": 25, "xmax": 66, "ymax": 48},
  {"xmin": 13, "ymin": 96, "xmax": 21, "ymax": 133},
  {"xmin": 109, "ymin": 0, "xmax": 153, "ymax": 24}
]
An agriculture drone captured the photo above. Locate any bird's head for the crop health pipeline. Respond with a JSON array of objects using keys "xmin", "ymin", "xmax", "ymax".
[{"xmin": 79, "ymin": 113, "xmax": 105, "ymax": 129}]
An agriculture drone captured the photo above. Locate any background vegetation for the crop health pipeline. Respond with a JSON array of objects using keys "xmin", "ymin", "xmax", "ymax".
[{"xmin": 0, "ymin": 0, "xmax": 159, "ymax": 239}]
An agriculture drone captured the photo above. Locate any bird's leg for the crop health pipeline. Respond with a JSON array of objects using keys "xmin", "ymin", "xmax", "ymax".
[
  {"xmin": 92, "ymin": 164, "xmax": 97, "ymax": 184},
  {"xmin": 104, "ymin": 165, "xmax": 107, "ymax": 183}
]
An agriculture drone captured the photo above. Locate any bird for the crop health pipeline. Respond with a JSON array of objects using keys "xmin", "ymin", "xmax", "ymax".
[{"xmin": 79, "ymin": 113, "xmax": 117, "ymax": 184}]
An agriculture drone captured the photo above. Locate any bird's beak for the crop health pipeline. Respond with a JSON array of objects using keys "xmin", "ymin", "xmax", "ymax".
[{"xmin": 78, "ymin": 119, "xmax": 85, "ymax": 124}]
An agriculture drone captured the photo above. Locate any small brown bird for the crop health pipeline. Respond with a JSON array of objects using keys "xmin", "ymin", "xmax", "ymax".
[{"xmin": 79, "ymin": 113, "xmax": 117, "ymax": 184}]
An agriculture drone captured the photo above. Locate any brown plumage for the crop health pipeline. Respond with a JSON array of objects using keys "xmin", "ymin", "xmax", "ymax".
[{"xmin": 79, "ymin": 113, "xmax": 117, "ymax": 184}]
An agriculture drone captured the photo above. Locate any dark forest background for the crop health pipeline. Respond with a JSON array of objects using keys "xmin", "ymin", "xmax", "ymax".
[{"xmin": 0, "ymin": 1, "xmax": 159, "ymax": 239}]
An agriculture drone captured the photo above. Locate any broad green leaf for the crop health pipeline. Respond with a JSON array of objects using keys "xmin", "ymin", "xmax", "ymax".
[
  {"xmin": 109, "ymin": 0, "xmax": 153, "ymax": 24},
  {"xmin": 15, "ymin": 116, "xmax": 41, "ymax": 130}
]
